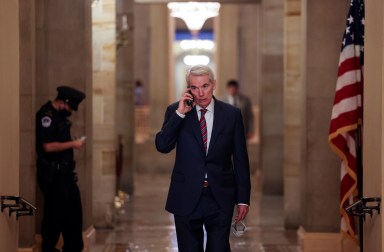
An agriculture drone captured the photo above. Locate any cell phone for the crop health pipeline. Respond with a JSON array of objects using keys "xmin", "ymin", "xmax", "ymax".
[
  {"xmin": 79, "ymin": 136, "xmax": 87, "ymax": 141},
  {"xmin": 186, "ymin": 90, "xmax": 194, "ymax": 106}
]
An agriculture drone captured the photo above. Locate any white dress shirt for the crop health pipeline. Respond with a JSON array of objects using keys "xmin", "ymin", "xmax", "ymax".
[
  {"xmin": 175, "ymin": 100, "xmax": 214, "ymax": 154},
  {"xmin": 226, "ymin": 95, "xmax": 239, "ymax": 107},
  {"xmin": 227, "ymin": 95, "xmax": 235, "ymax": 106}
]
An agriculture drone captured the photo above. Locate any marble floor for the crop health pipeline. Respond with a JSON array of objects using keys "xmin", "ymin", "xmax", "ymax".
[{"xmin": 94, "ymin": 172, "xmax": 299, "ymax": 252}]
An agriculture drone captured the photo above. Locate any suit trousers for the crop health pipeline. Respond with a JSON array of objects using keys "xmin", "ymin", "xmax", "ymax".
[{"xmin": 174, "ymin": 187, "xmax": 233, "ymax": 252}]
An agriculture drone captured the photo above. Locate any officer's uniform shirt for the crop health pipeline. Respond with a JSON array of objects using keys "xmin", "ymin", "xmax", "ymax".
[{"xmin": 36, "ymin": 101, "xmax": 73, "ymax": 163}]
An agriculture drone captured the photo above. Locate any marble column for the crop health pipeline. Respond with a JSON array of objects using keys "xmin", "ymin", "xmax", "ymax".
[
  {"xmin": 260, "ymin": 0, "xmax": 284, "ymax": 195},
  {"xmin": 116, "ymin": 0, "xmax": 135, "ymax": 194},
  {"xmin": 300, "ymin": 0, "xmax": 347, "ymax": 231},
  {"xmin": 35, "ymin": 0, "xmax": 93, "ymax": 233},
  {"xmin": 216, "ymin": 3, "xmax": 260, "ymax": 173},
  {"xmin": 134, "ymin": 4, "xmax": 175, "ymax": 174},
  {"xmin": 283, "ymin": 0, "xmax": 302, "ymax": 229},
  {"xmin": 238, "ymin": 4, "xmax": 261, "ymax": 107},
  {"xmin": 19, "ymin": 0, "xmax": 37, "ymax": 248},
  {"xmin": 238, "ymin": 4, "xmax": 261, "ymax": 174},
  {"xmin": 149, "ymin": 4, "xmax": 172, "ymax": 135},
  {"xmin": 363, "ymin": 0, "xmax": 384, "ymax": 250},
  {"xmin": 92, "ymin": 0, "xmax": 117, "ymax": 225},
  {"xmin": 133, "ymin": 4, "xmax": 150, "ymax": 106},
  {"xmin": 298, "ymin": 1, "xmax": 351, "ymax": 250},
  {"xmin": 0, "ymin": 2, "xmax": 20, "ymax": 251},
  {"xmin": 215, "ymin": 4, "xmax": 239, "ymax": 96}
]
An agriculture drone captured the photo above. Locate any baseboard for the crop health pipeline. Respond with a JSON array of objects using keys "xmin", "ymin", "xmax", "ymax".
[
  {"xmin": 23, "ymin": 225, "xmax": 96, "ymax": 252},
  {"xmin": 18, "ymin": 245, "xmax": 39, "ymax": 252},
  {"xmin": 83, "ymin": 225, "xmax": 97, "ymax": 252},
  {"xmin": 297, "ymin": 226, "xmax": 359, "ymax": 252},
  {"xmin": 18, "ymin": 248, "xmax": 36, "ymax": 252}
]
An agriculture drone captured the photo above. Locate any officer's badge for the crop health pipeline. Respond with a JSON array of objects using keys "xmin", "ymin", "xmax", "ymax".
[{"xmin": 41, "ymin": 116, "xmax": 52, "ymax": 128}]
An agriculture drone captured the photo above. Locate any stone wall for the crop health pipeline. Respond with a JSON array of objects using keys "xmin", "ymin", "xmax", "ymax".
[
  {"xmin": 19, "ymin": 0, "xmax": 37, "ymax": 247},
  {"xmin": 116, "ymin": 0, "xmax": 135, "ymax": 194},
  {"xmin": 363, "ymin": 0, "xmax": 384, "ymax": 250},
  {"xmin": 92, "ymin": 0, "xmax": 117, "ymax": 226},
  {"xmin": 0, "ymin": 1, "xmax": 20, "ymax": 251},
  {"xmin": 283, "ymin": 0, "xmax": 302, "ymax": 229},
  {"xmin": 34, "ymin": 0, "xmax": 93, "ymax": 233},
  {"xmin": 300, "ymin": 0, "xmax": 348, "ymax": 232},
  {"xmin": 260, "ymin": 0, "xmax": 285, "ymax": 195}
]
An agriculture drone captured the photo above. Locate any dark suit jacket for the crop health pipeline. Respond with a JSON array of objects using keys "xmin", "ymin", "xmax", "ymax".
[{"xmin": 155, "ymin": 98, "xmax": 251, "ymax": 216}]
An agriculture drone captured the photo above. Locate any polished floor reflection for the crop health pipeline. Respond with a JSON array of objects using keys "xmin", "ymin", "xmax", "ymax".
[{"xmin": 95, "ymin": 172, "xmax": 298, "ymax": 252}]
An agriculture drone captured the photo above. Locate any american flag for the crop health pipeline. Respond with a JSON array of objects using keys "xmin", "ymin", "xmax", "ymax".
[{"xmin": 328, "ymin": 0, "xmax": 364, "ymax": 241}]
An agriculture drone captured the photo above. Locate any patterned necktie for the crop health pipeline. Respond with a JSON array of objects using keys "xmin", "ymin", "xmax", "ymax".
[{"xmin": 199, "ymin": 109, "xmax": 208, "ymax": 152}]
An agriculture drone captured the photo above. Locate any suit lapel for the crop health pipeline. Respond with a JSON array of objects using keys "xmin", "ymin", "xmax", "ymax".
[{"xmin": 208, "ymin": 99, "xmax": 225, "ymax": 155}]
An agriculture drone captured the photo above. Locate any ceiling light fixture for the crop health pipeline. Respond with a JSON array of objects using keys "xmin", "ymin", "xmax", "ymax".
[
  {"xmin": 168, "ymin": 2, "xmax": 221, "ymax": 35},
  {"xmin": 183, "ymin": 55, "xmax": 210, "ymax": 66},
  {"xmin": 180, "ymin": 40, "xmax": 215, "ymax": 50}
]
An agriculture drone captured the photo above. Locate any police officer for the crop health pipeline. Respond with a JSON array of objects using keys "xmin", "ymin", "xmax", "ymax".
[{"xmin": 36, "ymin": 86, "xmax": 86, "ymax": 252}]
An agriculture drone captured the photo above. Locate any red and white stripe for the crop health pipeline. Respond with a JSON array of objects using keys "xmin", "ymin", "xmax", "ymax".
[{"xmin": 329, "ymin": 42, "xmax": 363, "ymax": 241}]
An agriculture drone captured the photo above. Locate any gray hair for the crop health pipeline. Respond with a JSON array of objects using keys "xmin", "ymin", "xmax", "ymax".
[{"xmin": 185, "ymin": 65, "xmax": 215, "ymax": 85}]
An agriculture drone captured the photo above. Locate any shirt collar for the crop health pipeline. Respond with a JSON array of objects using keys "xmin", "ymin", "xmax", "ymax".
[{"xmin": 196, "ymin": 98, "xmax": 215, "ymax": 113}]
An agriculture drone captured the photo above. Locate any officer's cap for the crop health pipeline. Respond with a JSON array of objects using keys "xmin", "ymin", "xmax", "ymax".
[{"xmin": 56, "ymin": 86, "xmax": 86, "ymax": 111}]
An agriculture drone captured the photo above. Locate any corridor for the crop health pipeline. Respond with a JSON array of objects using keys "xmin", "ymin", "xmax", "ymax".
[{"xmin": 94, "ymin": 172, "xmax": 299, "ymax": 252}]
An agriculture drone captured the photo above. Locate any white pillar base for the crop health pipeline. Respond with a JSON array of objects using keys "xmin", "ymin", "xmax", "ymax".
[{"xmin": 297, "ymin": 226, "xmax": 359, "ymax": 252}]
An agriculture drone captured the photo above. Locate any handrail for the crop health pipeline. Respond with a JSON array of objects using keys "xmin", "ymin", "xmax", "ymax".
[
  {"xmin": 0, "ymin": 195, "xmax": 37, "ymax": 220},
  {"xmin": 345, "ymin": 197, "xmax": 381, "ymax": 220}
]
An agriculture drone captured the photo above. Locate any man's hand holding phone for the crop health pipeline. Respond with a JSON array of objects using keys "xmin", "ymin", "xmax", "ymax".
[{"xmin": 177, "ymin": 89, "xmax": 194, "ymax": 115}]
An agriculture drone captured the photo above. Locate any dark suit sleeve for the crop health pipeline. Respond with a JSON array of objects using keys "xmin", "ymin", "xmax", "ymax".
[
  {"xmin": 155, "ymin": 105, "xmax": 185, "ymax": 153},
  {"xmin": 233, "ymin": 110, "xmax": 251, "ymax": 205}
]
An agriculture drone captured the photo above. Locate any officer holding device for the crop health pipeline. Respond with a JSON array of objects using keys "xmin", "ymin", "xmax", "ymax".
[{"xmin": 36, "ymin": 85, "xmax": 86, "ymax": 252}]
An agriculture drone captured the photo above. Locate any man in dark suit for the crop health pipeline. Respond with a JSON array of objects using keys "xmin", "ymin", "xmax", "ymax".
[
  {"xmin": 155, "ymin": 65, "xmax": 251, "ymax": 251},
  {"xmin": 222, "ymin": 80, "xmax": 254, "ymax": 140}
]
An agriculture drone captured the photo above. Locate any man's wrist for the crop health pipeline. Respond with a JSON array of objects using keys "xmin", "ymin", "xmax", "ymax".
[{"xmin": 176, "ymin": 110, "xmax": 186, "ymax": 118}]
